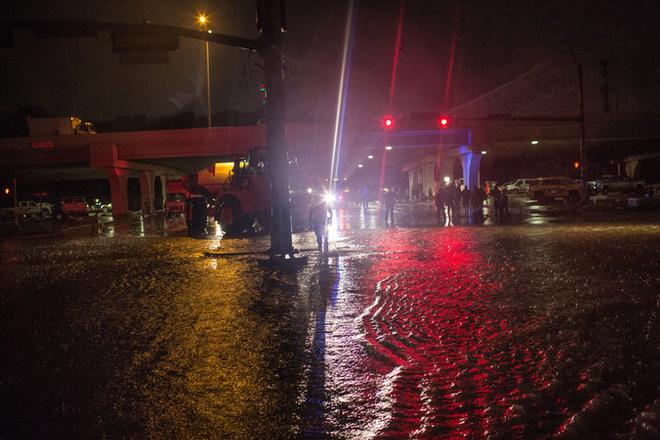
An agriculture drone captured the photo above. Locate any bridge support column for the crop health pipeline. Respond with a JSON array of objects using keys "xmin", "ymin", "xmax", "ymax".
[
  {"xmin": 138, "ymin": 171, "xmax": 155, "ymax": 214},
  {"xmin": 154, "ymin": 174, "xmax": 166, "ymax": 211},
  {"xmin": 460, "ymin": 151, "xmax": 481, "ymax": 190},
  {"xmin": 107, "ymin": 168, "xmax": 129, "ymax": 217}
]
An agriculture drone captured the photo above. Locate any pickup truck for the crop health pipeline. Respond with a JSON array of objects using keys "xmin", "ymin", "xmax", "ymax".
[
  {"xmin": 527, "ymin": 177, "xmax": 582, "ymax": 203},
  {"xmin": 591, "ymin": 175, "xmax": 645, "ymax": 194},
  {"xmin": 0, "ymin": 200, "xmax": 53, "ymax": 218},
  {"xmin": 61, "ymin": 197, "xmax": 89, "ymax": 217},
  {"xmin": 505, "ymin": 178, "xmax": 533, "ymax": 193}
]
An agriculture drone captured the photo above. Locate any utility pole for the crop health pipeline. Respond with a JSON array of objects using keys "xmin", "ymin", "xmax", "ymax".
[
  {"xmin": 599, "ymin": 59, "xmax": 609, "ymax": 114},
  {"xmin": 577, "ymin": 62, "xmax": 587, "ymax": 194},
  {"xmin": 13, "ymin": 177, "xmax": 17, "ymax": 208},
  {"xmin": 567, "ymin": 42, "xmax": 587, "ymax": 200},
  {"xmin": 257, "ymin": 0, "xmax": 294, "ymax": 258}
]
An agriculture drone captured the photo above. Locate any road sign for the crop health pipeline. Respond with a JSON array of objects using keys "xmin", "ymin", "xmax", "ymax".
[{"xmin": 31, "ymin": 140, "xmax": 54, "ymax": 149}]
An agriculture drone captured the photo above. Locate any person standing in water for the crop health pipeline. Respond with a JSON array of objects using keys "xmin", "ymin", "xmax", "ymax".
[{"xmin": 309, "ymin": 190, "xmax": 332, "ymax": 253}]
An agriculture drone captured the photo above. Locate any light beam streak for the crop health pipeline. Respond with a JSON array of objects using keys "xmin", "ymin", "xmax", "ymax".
[
  {"xmin": 442, "ymin": 5, "xmax": 459, "ymax": 112},
  {"xmin": 388, "ymin": 0, "xmax": 406, "ymax": 110},
  {"xmin": 380, "ymin": 0, "xmax": 406, "ymax": 196},
  {"xmin": 329, "ymin": 0, "xmax": 356, "ymax": 193}
]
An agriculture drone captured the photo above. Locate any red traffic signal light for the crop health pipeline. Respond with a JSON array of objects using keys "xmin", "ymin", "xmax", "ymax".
[
  {"xmin": 382, "ymin": 116, "xmax": 395, "ymax": 129},
  {"xmin": 438, "ymin": 116, "xmax": 450, "ymax": 128}
]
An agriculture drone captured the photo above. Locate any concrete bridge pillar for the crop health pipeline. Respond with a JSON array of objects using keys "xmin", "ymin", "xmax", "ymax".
[
  {"xmin": 460, "ymin": 150, "xmax": 481, "ymax": 190},
  {"xmin": 138, "ymin": 171, "xmax": 155, "ymax": 214},
  {"xmin": 107, "ymin": 168, "xmax": 129, "ymax": 217},
  {"xmin": 154, "ymin": 174, "xmax": 166, "ymax": 211}
]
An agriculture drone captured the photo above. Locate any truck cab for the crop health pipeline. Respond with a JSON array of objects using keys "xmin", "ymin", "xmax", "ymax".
[
  {"xmin": 185, "ymin": 148, "xmax": 270, "ymax": 233},
  {"xmin": 165, "ymin": 181, "xmax": 190, "ymax": 215}
]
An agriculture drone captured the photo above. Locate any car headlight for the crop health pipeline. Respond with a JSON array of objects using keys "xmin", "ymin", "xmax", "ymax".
[{"xmin": 324, "ymin": 192, "xmax": 336, "ymax": 204}]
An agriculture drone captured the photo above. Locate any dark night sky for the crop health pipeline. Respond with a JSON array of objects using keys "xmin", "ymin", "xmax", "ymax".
[{"xmin": 2, "ymin": 0, "xmax": 660, "ymax": 126}]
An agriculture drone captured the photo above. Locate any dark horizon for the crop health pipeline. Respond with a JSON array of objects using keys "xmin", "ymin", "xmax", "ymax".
[{"xmin": 2, "ymin": 0, "xmax": 660, "ymax": 125}]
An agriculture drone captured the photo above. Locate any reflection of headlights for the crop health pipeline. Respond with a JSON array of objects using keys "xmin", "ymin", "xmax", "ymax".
[{"xmin": 324, "ymin": 193, "xmax": 336, "ymax": 204}]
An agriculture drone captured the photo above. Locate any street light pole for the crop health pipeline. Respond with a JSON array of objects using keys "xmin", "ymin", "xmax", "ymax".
[
  {"xmin": 205, "ymin": 39, "xmax": 211, "ymax": 128},
  {"xmin": 197, "ymin": 14, "xmax": 212, "ymax": 128}
]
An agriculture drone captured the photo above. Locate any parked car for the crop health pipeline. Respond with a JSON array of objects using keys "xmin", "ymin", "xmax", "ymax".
[
  {"xmin": 99, "ymin": 202, "xmax": 112, "ymax": 213},
  {"xmin": 506, "ymin": 179, "xmax": 533, "ymax": 193},
  {"xmin": 1, "ymin": 200, "xmax": 52, "ymax": 218},
  {"xmin": 88, "ymin": 199, "xmax": 112, "ymax": 214},
  {"xmin": 61, "ymin": 196, "xmax": 89, "ymax": 217},
  {"xmin": 643, "ymin": 182, "xmax": 660, "ymax": 197},
  {"xmin": 527, "ymin": 177, "xmax": 582, "ymax": 203},
  {"xmin": 592, "ymin": 175, "xmax": 645, "ymax": 194}
]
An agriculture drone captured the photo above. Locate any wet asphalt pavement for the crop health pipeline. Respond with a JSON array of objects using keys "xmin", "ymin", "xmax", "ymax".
[{"xmin": 2, "ymin": 202, "xmax": 660, "ymax": 439}]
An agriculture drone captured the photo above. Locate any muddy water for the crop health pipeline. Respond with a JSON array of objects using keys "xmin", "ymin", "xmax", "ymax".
[{"xmin": 2, "ymin": 220, "xmax": 660, "ymax": 439}]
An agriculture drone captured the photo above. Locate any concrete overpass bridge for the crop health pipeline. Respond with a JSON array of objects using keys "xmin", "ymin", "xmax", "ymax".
[
  {"xmin": 0, "ymin": 124, "xmax": 316, "ymax": 216},
  {"xmin": 0, "ymin": 122, "xmax": 486, "ymax": 216}
]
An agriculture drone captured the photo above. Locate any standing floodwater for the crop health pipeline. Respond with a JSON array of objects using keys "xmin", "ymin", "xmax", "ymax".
[{"xmin": 2, "ymin": 212, "xmax": 660, "ymax": 438}]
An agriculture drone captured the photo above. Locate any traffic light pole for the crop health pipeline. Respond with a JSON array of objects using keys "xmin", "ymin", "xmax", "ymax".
[
  {"xmin": 567, "ymin": 41, "xmax": 588, "ymax": 202},
  {"xmin": 577, "ymin": 63, "xmax": 587, "ymax": 200},
  {"xmin": 258, "ymin": 1, "xmax": 294, "ymax": 259}
]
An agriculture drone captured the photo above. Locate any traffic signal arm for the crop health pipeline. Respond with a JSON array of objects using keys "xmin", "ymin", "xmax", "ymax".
[{"xmin": 5, "ymin": 20, "xmax": 258, "ymax": 51}]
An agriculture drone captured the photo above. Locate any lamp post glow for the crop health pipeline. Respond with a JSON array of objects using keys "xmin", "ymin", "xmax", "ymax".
[{"xmin": 197, "ymin": 14, "xmax": 212, "ymax": 128}]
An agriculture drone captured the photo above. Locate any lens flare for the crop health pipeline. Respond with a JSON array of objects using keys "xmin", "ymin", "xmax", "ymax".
[{"xmin": 329, "ymin": 0, "xmax": 356, "ymax": 193}]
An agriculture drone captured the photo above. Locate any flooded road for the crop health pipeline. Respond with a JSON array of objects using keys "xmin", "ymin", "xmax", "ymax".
[{"xmin": 2, "ymin": 208, "xmax": 660, "ymax": 439}]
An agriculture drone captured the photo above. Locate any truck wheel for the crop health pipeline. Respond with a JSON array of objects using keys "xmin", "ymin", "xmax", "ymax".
[{"xmin": 215, "ymin": 196, "xmax": 242, "ymax": 233}]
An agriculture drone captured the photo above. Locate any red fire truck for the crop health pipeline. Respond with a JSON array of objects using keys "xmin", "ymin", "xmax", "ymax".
[
  {"xmin": 165, "ymin": 181, "xmax": 190, "ymax": 215},
  {"xmin": 181, "ymin": 148, "xmax": 270, "ymax": 233}
]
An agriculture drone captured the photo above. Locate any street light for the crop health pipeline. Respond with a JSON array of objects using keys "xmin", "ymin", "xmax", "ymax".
[{"xmin": 197, "ymin": 14, "xmax": 212, "ymax": 128}]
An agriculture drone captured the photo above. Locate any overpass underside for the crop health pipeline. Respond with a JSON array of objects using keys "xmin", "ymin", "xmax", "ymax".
[
  {"xmin": 350, "ymin": 128, "xmax": 481, "ymax": 196},
  {"xmin": 0, "ymin": 126, "xmax": 267, "ymax": 216}
]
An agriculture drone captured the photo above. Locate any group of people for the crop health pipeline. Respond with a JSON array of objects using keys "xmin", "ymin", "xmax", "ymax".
[
  {"xmin": 308, "ymin": 181, "xmax": 510, "ymax": 255},
  {"xmin": 489, "ymin": 184, "xmax": 510, "ymax": 221},
  {"xmin": 434, "ymin": 182, "xmax": 508, "ymax": 225}
]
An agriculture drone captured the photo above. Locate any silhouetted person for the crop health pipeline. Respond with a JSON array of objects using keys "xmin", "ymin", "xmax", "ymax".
[
  {"xmin": 361, "ymin": 186, "xmax": 369, "ymax": 209},
  {"xmin": 434, "ymin": 188, "xmax": 446, "ymax": 226},
  {"xmin": 383, "ymin": 188, "xmax": 396, "ymax": 226},
  {"xmin": 471, "ymin": 187, "xmax": 486, "ymax": 225},
  {"xmin": 492, "ymin": 185, "xmax": 504, "ymax": 221},
  {"xmin": 461, "ymin": 185, "xmax": 470, "ymax": 220},
  {"xmin": 452, "ymin": 183, "xmax": 462, "ymax": 224},
  {"xmin": 309, "ymin": 196, "xmax": 331, "ymax": 253}
]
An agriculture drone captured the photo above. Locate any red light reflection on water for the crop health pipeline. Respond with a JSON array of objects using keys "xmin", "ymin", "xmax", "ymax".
[{"xmin": 353, "ymin": 229, "xmax": 541, "ymax": 438}]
